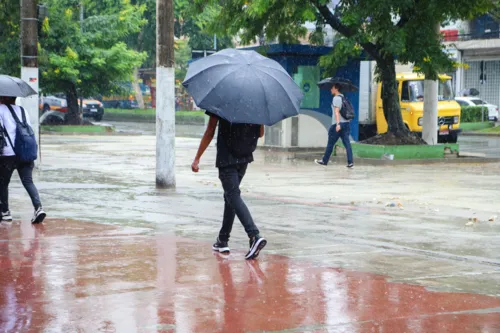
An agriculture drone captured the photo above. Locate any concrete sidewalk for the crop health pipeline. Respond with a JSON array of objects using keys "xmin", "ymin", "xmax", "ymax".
[{"xmin": 1, "ymin": 134, "xmax": 500, "ymax": 332}]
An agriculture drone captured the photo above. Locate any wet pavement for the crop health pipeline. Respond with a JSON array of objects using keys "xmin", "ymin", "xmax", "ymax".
[
  {"xmin": 1, "ymin": 220, "xmax": 499, "ymax": 333},
  {"xmin": 1, "ymin": 134, "xmax": 500, "ymax": 332},
  {"xmin": 105, "ymin": 121, "xmax": 500, "ymax": 159}
]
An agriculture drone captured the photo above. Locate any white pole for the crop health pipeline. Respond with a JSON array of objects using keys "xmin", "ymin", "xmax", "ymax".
[
  {"xmin": 423, "ymin": 79, "xmax": 438, "ymax": 145},
  {"xmin": 20, "ymin": 0, "xmax": 40, "ymax": 165},
  {"xmin": 156, "ymin": 0, "xmax": 176, "ymax": 188},
  {"xmin": 422, "ymin": 23, "xmax": 440, "ymax": 145}
]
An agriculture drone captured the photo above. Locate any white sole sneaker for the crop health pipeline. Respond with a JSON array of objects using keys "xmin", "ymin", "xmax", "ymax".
[
  {"xmin": 245, "ymin": 237, "xmax": 267, "ymax": 260},
  {"xmin": 32, "ymin": 209, "xmax": 46, "ymax": 224}
]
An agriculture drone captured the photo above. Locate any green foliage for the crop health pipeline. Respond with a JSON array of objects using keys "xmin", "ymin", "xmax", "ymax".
[
  {"xmin": 460, "ymin": 106, "xmax": 490, "ymax": 122},
  {"xmin": 191, "ymin": 0, "xmax": 495, "ymax": 135},
  {"xmin": 0, "ymin": 0, "xmax": 20, "ymax": 76},
  {"xmin": 191, "ymin": 0, "xmax": 495, "ymax": 78},
  {"xmin": 39, "ymin": 0, "xmax": 146, "ymax": 97},
  {"xmin": 175, "ymin": 39, "xmax": 191, "ymax": 81}
]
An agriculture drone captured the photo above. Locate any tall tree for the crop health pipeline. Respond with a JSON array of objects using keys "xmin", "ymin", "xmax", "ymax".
[
  {"xmin": 39, "ymin": 0, "xmax": 146, "ymax": 124},
  {"xmin": 0, "ymin": 0, "xmax": 20, "ymax": 76},
  {"xmin": 192, "ymin": 0, "xmax": 494, "ymax": 141}
]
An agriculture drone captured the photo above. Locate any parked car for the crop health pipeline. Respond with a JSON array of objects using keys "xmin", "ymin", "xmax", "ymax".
[
  {"xmin": 455, "ymin": 97, "xmax": 499, "ymax": 121},
  {"xmin": 39, "ymin": 95, "xmax": 68, "ymax": 113},
  {"xmin": 81, "ymin": 98, "xmax": 105, "ymax": 121}
]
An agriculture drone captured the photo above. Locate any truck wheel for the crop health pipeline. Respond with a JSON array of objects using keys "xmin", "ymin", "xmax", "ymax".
[{"xmin": 94, "ymin": 113, "xmax": 103, "ymax": 121}]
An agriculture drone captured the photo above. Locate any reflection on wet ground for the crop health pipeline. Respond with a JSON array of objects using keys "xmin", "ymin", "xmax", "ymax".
[{"xmin": 1, "ymin": 220, "xmax": 499, "ymax": 333}]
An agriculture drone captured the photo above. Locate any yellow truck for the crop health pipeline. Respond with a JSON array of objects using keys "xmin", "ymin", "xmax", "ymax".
[{"xmin": 359, "ymin": 67, "xmax": 461, "ymax": 143}]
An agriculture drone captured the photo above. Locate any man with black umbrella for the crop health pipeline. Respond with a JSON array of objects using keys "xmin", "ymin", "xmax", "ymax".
[
  {"xmin": 315, "ymin": 82, "xmax": 354, "ymax": 168},
  {"xmin": 191, "ymin": 113, "xmax": 267, "ymax": 260}
]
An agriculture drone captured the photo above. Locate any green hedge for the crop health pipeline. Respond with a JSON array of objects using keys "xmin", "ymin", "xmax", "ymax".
[{"xmin": 461, "ymin": 106, "xmax": 489, "ymax": 122}]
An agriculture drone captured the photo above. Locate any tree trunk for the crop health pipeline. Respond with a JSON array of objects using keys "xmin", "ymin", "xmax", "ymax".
[
  {"xmin": 132, "ymin": 67, "xmax": 145, "ymax": 109},
  {"xmin": 376, "ymin": 56, "xmax": 410, "ymax": 137},
  {"xmin": 65, "ymin": 82, "xmax": 82, "ymax": 125}
]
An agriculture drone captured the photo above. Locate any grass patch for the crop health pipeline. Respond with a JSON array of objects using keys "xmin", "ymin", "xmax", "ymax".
[
  {"xmin": 41, "ymin": 125, "xmax": 114, "ymax": 133},
  {"xmin": 460, "ymin": 122, "xmax": 494, "ymax": 132},
  {"xmin": 105, "ymin": 108, "xmax": 205, "ymax": 117},
  {"xmin": 478, "ymin": 126, "xmax": 500, "ymax": 133}
]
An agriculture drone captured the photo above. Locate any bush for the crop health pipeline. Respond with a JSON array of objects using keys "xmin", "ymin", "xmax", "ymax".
[{"xmin": 461, "ymin": 106, "xmax": 489, "ymax": 122}]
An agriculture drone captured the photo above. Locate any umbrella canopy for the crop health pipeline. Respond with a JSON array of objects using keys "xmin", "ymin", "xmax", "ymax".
[
  {"xmin": 0, "ymin": 75, "xmax": 37, "ymax": 97},
  {"xmin": 183, "ymin": 48, "xmax": 303, "ymax": 126},
  {"xmin": 318, "ymin": 77, "xmax": 358, "ymax": 92}
]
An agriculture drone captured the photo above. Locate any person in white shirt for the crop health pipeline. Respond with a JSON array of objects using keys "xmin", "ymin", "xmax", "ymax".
[{"xmin": 0, "ymin": 96, "xmax": 46, "ymax": 224}]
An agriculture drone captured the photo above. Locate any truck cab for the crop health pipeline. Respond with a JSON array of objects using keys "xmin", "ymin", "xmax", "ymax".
[{"xmin": 375, "ymin": 73, "xmax": 461, "ymax": 143}]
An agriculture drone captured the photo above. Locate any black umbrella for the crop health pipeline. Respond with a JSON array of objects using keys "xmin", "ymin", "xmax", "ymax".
[
  {"xmin": 317, "ymin": 77, "xmax": 358, "ymax": 92},
  {"xmin": 0, "ymin": 75, "xmax": 37, "ymax": 97},
  {"xmin": 183, "ymin": 48, "xmax": 303, "ymax": 126}
]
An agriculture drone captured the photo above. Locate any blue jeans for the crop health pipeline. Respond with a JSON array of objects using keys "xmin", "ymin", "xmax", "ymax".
[
  {"xmin": 218, "ymin": 164, "xmax": 259, "ymax": 242},
  {"xmin": 0, "ymin": 156, "xmax": 42, "ymax": 212},
  {"xmin": 321, "ymin": 122, "xmax": 353, "ymax": 165}
]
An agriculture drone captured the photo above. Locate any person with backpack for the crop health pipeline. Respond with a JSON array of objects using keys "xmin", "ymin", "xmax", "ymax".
[
  {"xmin": 315, "ymin": 83, "xmax": 354, "ymax": 168},
  {"xmin": 0, "ymin": 96, "xmax": 46, "ymax": 224},
  {"xmin": 191, "ymin": 112, "xmax": 267, "ymax": 260}
]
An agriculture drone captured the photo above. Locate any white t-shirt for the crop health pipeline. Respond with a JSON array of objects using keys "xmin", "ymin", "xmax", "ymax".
[{"xmin": 0, "ymin": 104, "xmax": 33, "ymax": 156}]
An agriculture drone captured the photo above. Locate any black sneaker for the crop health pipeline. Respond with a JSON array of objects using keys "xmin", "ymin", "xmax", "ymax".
[
  {"xmin": 1, "ymin": 211, "xmax": 12, "ymax": 222},
  {"xmin": 314, "ymin": 159, "xmax": 327, "ymax": 166},
  {"xmin": 212, "ymin": 238, "xmax": 230, "ymax": 253},
  {"xmin": 31, "ymin": 207, "xmax": 46, "ymax": 224},
  {"xmin": 347, "ymin": 163, "xmax": 354, "ymax": 169},
  {"xmin": 245, "ymin": 235, "xmax": 267, "ymax": 260}
]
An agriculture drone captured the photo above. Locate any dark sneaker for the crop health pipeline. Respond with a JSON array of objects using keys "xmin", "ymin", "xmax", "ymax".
[
  {"xmin": 347, "ymin": 163, "xmax": 354, "ymax": 169},
  {"xmin": 314, "ymin": 159, "xmax": 327, "ymax": 166},
  {"xmin": 31, "ymin": 207, "xmax": 46, "ymax": 224},
  {"xmin": 212, "ymin": 238, "xmax": 230, "ymax": 253},
  {"xmin": 1, "ymin": 211, "xmax": 12, "ymax": 222},
  {"xmin": 245, "ymin": 235, "xmax": 267, "ymax": 260}
]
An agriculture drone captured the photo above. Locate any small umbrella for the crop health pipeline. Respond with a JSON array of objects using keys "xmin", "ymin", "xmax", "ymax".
[
  {"xmin": 183, "ymin": 48, "xmax": 303, "ymax": 126},
  {"xmin": 0, "ymin": 75, "xmax": 37, "ymax": 97},
  {"xmin": 318, "ymin": 77, "xmax": 358, "ymax": 92}
]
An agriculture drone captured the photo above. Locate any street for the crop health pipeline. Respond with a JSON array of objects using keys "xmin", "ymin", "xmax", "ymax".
[
  {"xmin": 107, "ymin": 120, "xmax": 500, "ymax": 158},
  {"xmin": 1, "ymin": 134, "xmax": 499, "ymax": 332}
]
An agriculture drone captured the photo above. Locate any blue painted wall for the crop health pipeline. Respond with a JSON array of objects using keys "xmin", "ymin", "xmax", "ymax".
[{"xmin": 247, "ymin": 44, "xmax": 361, "ymax": 140}]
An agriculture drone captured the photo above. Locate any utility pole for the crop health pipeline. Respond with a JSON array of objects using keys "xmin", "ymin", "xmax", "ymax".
[
  {"xmin": 20, "ymin": 0, "xmax": 40, "ymax": 163},
  {"xmin": 156, "ymin": 0, "xmax": 176, "ymax": 188},
  {"xmin": 422, "ymin": 23, "xmax": 441, "ymax": 145}
]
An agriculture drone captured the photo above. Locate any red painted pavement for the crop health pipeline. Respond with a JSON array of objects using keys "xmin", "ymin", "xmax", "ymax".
[{"xmin": 0, "ymin": 220, "xmax": 499, "ymax": 332}]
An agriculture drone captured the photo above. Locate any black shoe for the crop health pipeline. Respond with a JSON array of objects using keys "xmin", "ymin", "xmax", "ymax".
[
  {"xmin": 245, "ymin": 235, "xmax": 267, "ymax": 260},
  {"xmin": 314, "ymin": 159, "xmax": 327, "ymax": 166},
  {"xmin": 212, "ymin": 238, "xmax": 230, "ymax": 253},
  {"xmin": 347, "ymin": 163, "xmax": 354, "ymax": 169},
  {"xmin": 31, "ymin": 207, "xmax": 46, "ymax": 224},
  {"xmin": 1, "ymin": 211, "xmax": 12, "ymax": 222}
]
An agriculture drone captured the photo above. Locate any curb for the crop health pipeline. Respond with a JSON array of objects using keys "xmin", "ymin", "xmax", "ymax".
[{"xmin": 291, "ymin": 152, "xmax": 500, "ymax": 165}]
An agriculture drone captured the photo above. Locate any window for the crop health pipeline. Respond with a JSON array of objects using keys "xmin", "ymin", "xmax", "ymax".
[
  {"xmin": 471, "ymin": 99, "xmax": 486, "ymax": 105},
  {"xmin": 456, "ymin": 100, "xmax": 469, "ymax": 107},
  {"xmin": 405, "ymin": 79, "xmax": 454, "ymax": 102},
  {"xmin": 401, "ymin": 81, "xmax": 410, "ymax": 101}
]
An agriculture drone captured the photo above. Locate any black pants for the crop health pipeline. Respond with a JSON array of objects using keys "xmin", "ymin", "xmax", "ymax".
[
  {"xmin": 0, "ymin": 156, "xmax": 42, "ymax": 212},
  {"xmin": 218, "ymin": 163, "xmax": 259, "ymax": 242}
]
